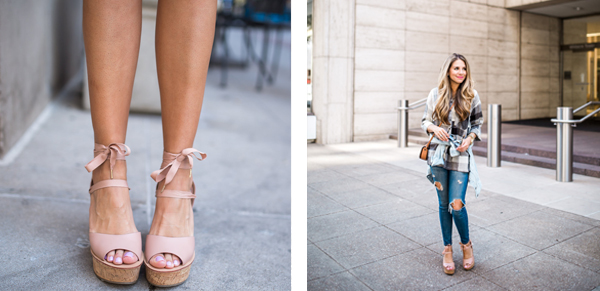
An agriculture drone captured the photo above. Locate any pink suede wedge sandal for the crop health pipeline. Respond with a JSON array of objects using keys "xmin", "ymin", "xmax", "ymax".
[
  {"xmin": 85, "ymin": 143, "xmax": 143, "ymax": 284},
  {"xmin": 144, "ymin": 148, "xmax": 206, "ymax": 287}
]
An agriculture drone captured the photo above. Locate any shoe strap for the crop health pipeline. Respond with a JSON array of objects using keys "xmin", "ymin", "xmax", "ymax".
[
  {"xmin": 89, "ymin": 231, "xmax": 143, "ymax": 261},
  {"xmin": 150, "ymin": 148, "xmax": 206, "ymax": 187},
  {"xmin": 144, "ymin": 234, "xmax": 195, "ymax": 265},
  {"xmin": 151, "ymin": 149, "xmax": 205, "ymax": 205},
  {"xmin": 89, "ymin": 179, "xmax": 129, "ymax": 194},
  {"xmin": 85, "ymin": 143, "xmax": 131, "ymax": 173},
  {"xmin": 85, "ymin": 143, "xmax": 131, "ymax": 194}
]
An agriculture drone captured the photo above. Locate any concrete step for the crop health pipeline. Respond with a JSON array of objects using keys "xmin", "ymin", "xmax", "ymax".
[{"xmin": 389, "ymin": 133, "xmax": 600, "ymax": 178}]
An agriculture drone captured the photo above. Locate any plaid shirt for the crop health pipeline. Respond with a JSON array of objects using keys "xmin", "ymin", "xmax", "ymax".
[{"xmin": 421, "ymin": 88, "xmax": 484, "ymax": 172}]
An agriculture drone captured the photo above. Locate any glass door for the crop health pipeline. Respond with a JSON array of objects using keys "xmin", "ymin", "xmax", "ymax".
[{"xmin": 562, "ymin": 17, "xmax": 600, "ymax": 119}]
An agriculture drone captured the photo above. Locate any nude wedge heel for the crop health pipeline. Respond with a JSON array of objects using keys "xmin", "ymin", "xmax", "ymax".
[
  {"xmin": 144, "ymin": 148, "xmax": 206, "ymax": 287},
  {"xmin": 460, "ymin": 241, "xmax": 475, "ymax": 270},
  {"xmin": 85, "ymin": 143, "xmax": 143, "ymax": 284}
]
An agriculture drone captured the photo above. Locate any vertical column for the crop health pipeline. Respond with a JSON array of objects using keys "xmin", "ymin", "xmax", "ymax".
[
  {"xmin": 556, "ymin": 107, "xmax": 573, "ymax": 182},
  {"xmin": 487, "ymin": 104, "xmax": 501, "ymax": 167},
  {"xmin": 397, "ymin": 100, "xmax": 408, "ymax": 148},
  {"xmin": 311, "ymin": 0, "xmax": 355, "ymax": 144}
]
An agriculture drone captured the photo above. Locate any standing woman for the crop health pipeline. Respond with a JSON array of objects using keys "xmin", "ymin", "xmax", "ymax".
[{"xmin": 421, "ymin": 53, "xmax": 483, "ymax": 275}]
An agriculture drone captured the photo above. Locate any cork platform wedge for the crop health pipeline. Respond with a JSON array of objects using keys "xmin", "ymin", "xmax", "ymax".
[
  {"xmin": 85, "ymin": 143, "xmax": 143, "ymax": 284},
  {"xmin": 144, "ymin": 148, "xmax": 206, "ymax": 287}
]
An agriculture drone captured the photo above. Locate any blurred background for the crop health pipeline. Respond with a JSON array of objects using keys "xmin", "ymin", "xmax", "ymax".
[{"xmin": 0, "ymin": 0, "xmax": 292, "ymax": 289}]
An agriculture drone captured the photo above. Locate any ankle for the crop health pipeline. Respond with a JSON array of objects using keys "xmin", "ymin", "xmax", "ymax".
[
  {"xmin": 92, "ymin": 160, "xmax": 127, "ymax": 183},
  {"xmin": 158, "ymin": 170, "xmax": 193, "ymax": 192}
]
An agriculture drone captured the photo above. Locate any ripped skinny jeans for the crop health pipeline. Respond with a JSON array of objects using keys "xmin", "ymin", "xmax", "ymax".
[{"xmin": 430, "ymin": 165, "xmax": 470, "ymax": 246}]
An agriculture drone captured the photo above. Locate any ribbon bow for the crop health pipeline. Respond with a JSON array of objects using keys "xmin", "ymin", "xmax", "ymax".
[
  {"xmin": 150, "ymin": 148, "xmax": 206, "ymax": 191},
  {"xmin": 84, "ymin": 143, "xmax": 131, "ymax": 178}
]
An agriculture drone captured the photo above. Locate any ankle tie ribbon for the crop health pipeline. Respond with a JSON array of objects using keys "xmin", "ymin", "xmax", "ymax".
[
  {"xmin": 84, "ymin": 143, "xmax": 131, "ymax": 177},
  {"xmin": 150, "ymin": 148, "xmax": 206, "ymax": 189}
]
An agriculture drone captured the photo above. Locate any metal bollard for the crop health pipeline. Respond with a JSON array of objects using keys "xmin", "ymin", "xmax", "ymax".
[
  {"xmin": 487, "ymin": 104, "xmax": 501, "ymax": 167},
  {"xmin": 556, "ymin": 107, "xmax": 573, "ymax": 182},
  {"xmin": 398, "ymin": 100, "xmax": 408, "ymax": 148}
]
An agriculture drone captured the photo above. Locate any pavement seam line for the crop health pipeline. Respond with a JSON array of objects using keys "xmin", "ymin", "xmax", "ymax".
[
  {"xmin": 0, "ymin": 104, "xmax": 54, "ymax": 166},
  {"xmin": 0, "ymin": 63, "xmax": 83, "ymax": 166},
  {"xmin": 0, "ymin": 192, "xmax": 144, "ymax": 208}
]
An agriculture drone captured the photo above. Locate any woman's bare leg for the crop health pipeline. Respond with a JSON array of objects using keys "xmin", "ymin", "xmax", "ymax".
[
  {"xmin": 147, "ymin": 0, "xmax": 216, "ymax": 269},
  {"xmin": 83, "ymin": 0, "xmax": 142, "ymax": 265}
]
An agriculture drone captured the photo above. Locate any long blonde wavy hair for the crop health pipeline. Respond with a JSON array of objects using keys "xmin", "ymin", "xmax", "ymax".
[{"xmin": 433, "ymin": 53, "xmax": 475, "ymax": 125}]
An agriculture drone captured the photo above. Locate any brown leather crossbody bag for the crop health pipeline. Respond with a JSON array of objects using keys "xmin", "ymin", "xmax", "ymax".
[
  {"xmin": 420, "ymin": 103, "xmax": 454, "ymax": 161},
  {"xmin": 419, "ymin": 135, "xmax": 434, "ymax": 160}
]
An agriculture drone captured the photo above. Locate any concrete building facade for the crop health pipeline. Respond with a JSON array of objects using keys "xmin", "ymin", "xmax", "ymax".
[
  {"xmin": 311, "ymin": 0, "xmax": 600, "ymax": 144},
  {"xmin": 0, "ymin": 0, "xmax": 84, "ymax": 158}
]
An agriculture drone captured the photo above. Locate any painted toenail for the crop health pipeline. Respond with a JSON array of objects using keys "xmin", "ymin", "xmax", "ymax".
[
  {"xmin": 156, "ymin": 256, "xmax": 164, "ymax": 262},
  {"xmin": 115, "ymin": 257, "xmax": 122, "ymax": 264},
  {"xmin": 124, "ymin": 252, "xmax": 134, "ymax": 258},
  {"xmin": 167, "ymin": 261, "xmax": 173, "ymax": 267},
  {"xmin": 108, "ymin": 256, "xmax": 114, "ymax": 261},
  {"xmin": 174, "ymin": 260, "xmax": 180, "ymax": 266}
]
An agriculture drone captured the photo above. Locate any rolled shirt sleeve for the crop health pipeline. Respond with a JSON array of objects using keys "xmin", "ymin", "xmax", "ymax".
[
  {"xmin": 467, "ymin": 91, "xmax": 483, "ymax": 141},
  {"xmin": 421, "ymin": 88, "xmax": 438, "ymax": 135}
]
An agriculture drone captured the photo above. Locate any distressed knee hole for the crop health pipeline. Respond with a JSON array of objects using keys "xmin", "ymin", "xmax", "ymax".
[
  {"xmin": 451, "ymin": 199, "xmax": 464, "ymax": 210},
  {"xmin": 434, "ymin": 181, "xmax": 443, "ymax": 191}
]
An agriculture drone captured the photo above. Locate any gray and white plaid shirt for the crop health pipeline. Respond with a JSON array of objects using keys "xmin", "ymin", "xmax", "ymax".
[{"xmin": 421, "ymin": 88, "xmax": 484, "ymax": 173}]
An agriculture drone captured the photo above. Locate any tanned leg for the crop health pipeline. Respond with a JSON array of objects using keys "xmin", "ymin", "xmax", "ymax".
[
  {"xmin": 147, "ymin": 0, "xmax": 216, "ymax": 269},
  {"xmin": 83, "ymin": 0, "xmax": 142, "ymax": 265}
]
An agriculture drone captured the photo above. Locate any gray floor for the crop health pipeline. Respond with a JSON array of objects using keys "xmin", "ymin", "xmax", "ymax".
[
  {"xmin": 308, "ymin": 143, "xmax": 600, "ymax": 291},
  {"xmin": 0, "ymin": 34, "xmax": 290, "ymax": 290}
]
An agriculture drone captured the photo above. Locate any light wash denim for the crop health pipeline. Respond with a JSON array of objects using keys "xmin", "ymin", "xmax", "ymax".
[{"xmin": 430, "ymin": 165, "xmax": 470, "ymax": 246}]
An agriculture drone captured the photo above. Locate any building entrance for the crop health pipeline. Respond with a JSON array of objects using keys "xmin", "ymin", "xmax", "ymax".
[{"xmin": 562, "ymin": 16, "xmax": 600, "ymax": 118}]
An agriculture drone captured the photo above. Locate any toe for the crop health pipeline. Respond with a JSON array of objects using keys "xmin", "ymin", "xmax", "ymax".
[
  {"xmin": 165, "ymin": 254, "xmax": 174, "ymax": 269},
  {"xmin": 149, "ymin": 253, "xmax": 167, "ymax": 269},
  {"xmin": 173, "ymin": 255, "xmax": 181, "ymax": 267},
  {"xmin": 106, "ymin": 250, "xmax": 115, "ymax": 263},
  {"xmin": 113, "ymin": 250, "xmax": 124, "ymax": 265},
  {"xmin": 122, "ymin": 250, "xmax": 138, "ymax": 264}
]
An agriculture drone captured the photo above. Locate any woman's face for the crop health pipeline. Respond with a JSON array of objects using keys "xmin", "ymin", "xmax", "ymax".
[{"xmin": 448, "ymin": 59, "xmax": 467, "ymax": 85}]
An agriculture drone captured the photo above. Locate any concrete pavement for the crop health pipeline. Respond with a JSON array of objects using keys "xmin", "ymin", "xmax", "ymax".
[
  {"xmin": 0, "ymin": 30, "xmax": 290, "ymax": 290},
  {"xmin": 308, "ymin": 140, "xmax": 600, "ymax": 291}
]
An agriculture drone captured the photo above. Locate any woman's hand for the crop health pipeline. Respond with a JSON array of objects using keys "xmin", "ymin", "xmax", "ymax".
[
  {"xmin": 428, "ymin": 125, "xmax": 449, "ymax": 142},
  {"xmin": 456, "ymin": 137, "xmax": 472, "ymax": 152}
]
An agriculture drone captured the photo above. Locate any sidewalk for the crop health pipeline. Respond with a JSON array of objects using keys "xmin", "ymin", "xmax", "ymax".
[
  {"xmin": 308, "ymin": 140, "xmax": 600, "ymax": 290},
  {"xmin": 0, "ymin": 31, "xmax": 290, "ymax": 290}
]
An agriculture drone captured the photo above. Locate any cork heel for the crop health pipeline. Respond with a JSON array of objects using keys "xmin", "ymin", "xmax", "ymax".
[
  {"xmin": 91, "ymin": 250, "xmax": 142, "ymax": 284},
  {"xmin": 145, "ymin": 260, "xmax": 192, "ymax": 287}
]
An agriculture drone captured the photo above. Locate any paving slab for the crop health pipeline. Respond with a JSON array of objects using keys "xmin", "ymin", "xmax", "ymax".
[
  {"xmin": 314, "ymin": 226, "xmax": 421, "ymax": 269},
  {"xmin": 307, "ymin": 271, "xmax": 371, "ymax": 291},
  {"xmin": 442, "ymin": 276, "xmax": 506, "ymax": 291},
  {"xmin": 324, "ymin": 186, "xmax": 400, "ymax": 209},
  {"xmin": 487, "ymin": 210, "xmax": 594, "ymax": 251},
  {"xmin": 467, "ymin": 195, "xmax": 543, "ymax": 227},
  {"xmin": 542, "ymin": 227, "xmax": 600, "ymax": 273},
  {"xmin": 307, "ymin": 186, "xmax": 349, "ymax": 218},
  {"xmin": 307, "ymin": 244, "xmax": 345, "ymax": 281},
  {"xmin": 353, "ymin": 199, "xmax": 435, "ymax": 225},
  {"xmin": 482, "ymin": 252, "xmax": 600, "ymax": 291},
  {"xmin": 307, "ymin": 210, "xmax": 379, "ymax": 243}
]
